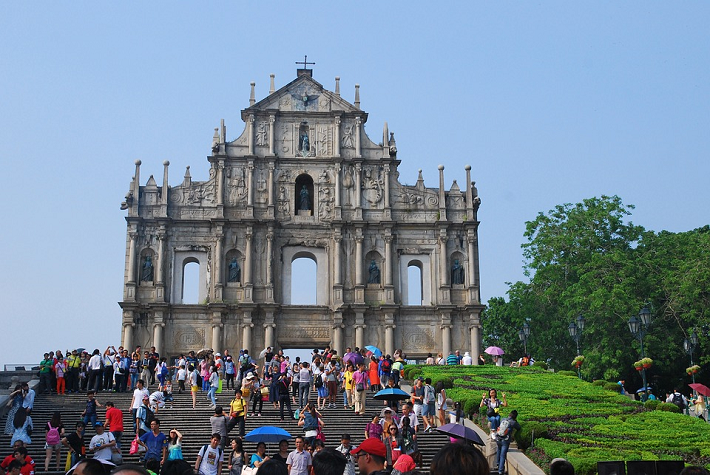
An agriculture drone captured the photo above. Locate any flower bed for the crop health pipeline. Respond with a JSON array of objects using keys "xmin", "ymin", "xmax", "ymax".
[{"xmin": 411, "ymin": 365, "xmax": 710, "ymax": 474}]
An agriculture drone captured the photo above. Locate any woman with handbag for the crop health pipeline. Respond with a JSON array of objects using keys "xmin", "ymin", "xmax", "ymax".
[
  {"xmin": 384, "ymin": 424, "xmax": 402, "ymax": 469},
  {"xmin": 228, "ymin": 438, "xmax": 246, "ymax": 475},
  {"xmin": 479, "ymin": 389, "xmax": 507, "ymax": 437},
  {"xmin": 351, "ymin": 363, "xmax": 369, "ymax": 416},
  {"xmin": 246, "ymin": 442, "xmax": 269, "ymax": 475}
]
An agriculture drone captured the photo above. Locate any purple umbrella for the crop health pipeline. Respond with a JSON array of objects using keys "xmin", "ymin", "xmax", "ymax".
[
  {"xmin": 484, "ymin": 346, "xmax": 505, "ymax": 356},
  {"xmin": 343, "ymin": 352, "xmax": 358, "ymax": 366},
  {"xmin": 435, "ymin": 423, "xmax": 484, "ymax": 445}
]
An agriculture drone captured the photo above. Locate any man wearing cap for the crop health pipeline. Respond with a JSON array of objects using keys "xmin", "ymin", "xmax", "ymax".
[
  {"xmin": 350, "ymin": 438, "xmax": 387, "ymax": 475},
  {"xmin": 89, "ymin": 422, "xmax": 116, "ymax": 461}
]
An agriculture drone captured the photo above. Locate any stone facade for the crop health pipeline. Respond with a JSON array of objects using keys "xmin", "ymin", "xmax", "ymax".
[{"xmin": 119, "ymin": 69, "xmax": 484, "ymax": 360}]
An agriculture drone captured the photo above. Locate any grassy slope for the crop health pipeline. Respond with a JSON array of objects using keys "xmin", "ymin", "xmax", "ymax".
[{"xmin": 410, "ymin": 365, "xmax": 710, "ymax": 475}]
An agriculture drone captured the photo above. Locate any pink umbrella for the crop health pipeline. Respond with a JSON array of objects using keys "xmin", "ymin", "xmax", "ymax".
[{"xmin": 484, "ymin": 346, "xmax": 505, "ymax": 356}]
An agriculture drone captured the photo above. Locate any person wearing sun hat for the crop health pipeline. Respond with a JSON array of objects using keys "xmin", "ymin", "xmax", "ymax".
[{"xmin": 350, "ymin": 438, "xmax": 387, "ymax": 475}]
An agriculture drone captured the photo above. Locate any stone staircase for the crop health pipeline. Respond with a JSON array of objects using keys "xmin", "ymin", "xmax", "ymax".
[{"xmin": 1, "ymin": 385, "xmax": 452, "ymax": 473}]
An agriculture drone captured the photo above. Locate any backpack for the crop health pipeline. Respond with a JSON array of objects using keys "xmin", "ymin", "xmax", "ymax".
[
  {"xmin": 672, "ymin": 393, "xmax": 686, "ymax": 409},
  {"xmin": 496, "ymin": 418, "xmax": 512, "ymax": 439},
  {"xmin": 424, "ymin": 385, "xmax": 435, "ymax": 404},
  {"xmin": 314, "ymin": 373, "xmax": 323, "ymax": 388},
  {"xmin": 381, "ymin": 359, "xmax": 392, "ymax": 373},
  {"xmin": 199, "ymin": 445, "xmax": 222, "ymax": 474},
  {"xmin": 46, "ymin": 422, "xmax": 61, "ymax": 445},
  {"xmin": 141, "ymin": 405, "xmax": 155, "ymax": 427},
  {"xmin": 239, "ymin": 355, "xmax": 250, "ymax": 370}
]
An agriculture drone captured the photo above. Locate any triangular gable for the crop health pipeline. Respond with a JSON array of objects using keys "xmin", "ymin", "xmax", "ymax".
[{"xmin": 242, "ymin": 74, "xmax": 360, "ymax": 117}]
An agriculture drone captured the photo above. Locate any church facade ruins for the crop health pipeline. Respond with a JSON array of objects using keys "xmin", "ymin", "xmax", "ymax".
[{"xmin": 119, "ymin": 68, "xmax": 484, "ymax": 360}]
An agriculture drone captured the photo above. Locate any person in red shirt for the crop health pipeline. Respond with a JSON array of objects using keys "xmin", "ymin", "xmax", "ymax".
[
  {"xmin": 104, "ymin": 401, "xmax": 124, "ymax": 450},
  {"xmin": 1, "ymin": 447, "xmax": 35, "ymax": 475}
]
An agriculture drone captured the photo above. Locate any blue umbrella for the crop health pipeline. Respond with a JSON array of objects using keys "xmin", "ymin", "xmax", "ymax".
[
  {"xmin": 365, "ymin": 345, "xmax": 382, "ymax": 357},
  {"xmin": 245, "ymin": 426, "xmax": 292, "ymax": 444},
  {"xmin": 373, "ymin": 387, "xmax": 410, "ymax": 400}
]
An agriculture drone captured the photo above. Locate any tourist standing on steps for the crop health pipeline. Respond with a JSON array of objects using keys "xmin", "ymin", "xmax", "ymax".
[
  {"xmin": 228, "ymin": 438, "xmax": 246, "ymax": 475},
  {"xmin": 195, "ymin": 434, "xmax": 224, "ymax": 475},
  {"xmin": 138, "ymin": 418, "xmax": 167, "ymax": 469},
  {"xmin": 166, "ymin": 429, "xmax": 183, "ymax": 461},
  {"xmin": 480, "ymin": 388, "xmax": 507, "ymax": 436},
  {"xmin": 210, "ymin": 407, "xmax": 229, "ymax": 452},
  {"xmin": 246, "ymin": 373, "xmax": 264, "ymax": 417},
  {"xmin": 298, "ymin": 362, "xmax": 312, "ymax": 409},
  {"xmin": 129, "ymin": 380, "xmax": 149, "ymax": 433},
  {"xmin": 227, "ymin": 389, "xmax": 247, "ymax": 437},
  {"xmin": 104, "ymin": 401, "xmax": 124, "ymax": 449},
  {"xmin": 352, "ymin": 363, "xmax": 369, "ymax": 416},
  {"xmin": 208, "ymin": 366, "xmax": 219, "ymax": 408},
  {"xmin": 286, "ymin": 436, "xmax": 312, "ymax": 475},
  {"xmin": 495, "ymin": 410, "xmax": 521, "ymax": 475}
]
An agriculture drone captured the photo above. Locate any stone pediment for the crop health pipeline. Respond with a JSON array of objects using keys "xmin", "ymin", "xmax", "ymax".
[{"xmin": 242, "ymin": 75, "xmax": 361, "ymax": 117}]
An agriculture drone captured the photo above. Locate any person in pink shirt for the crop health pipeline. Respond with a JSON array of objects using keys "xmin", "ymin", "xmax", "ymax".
[{"xmin": 351, "ymin": 363, "xmax": 369, "ymax": 416}]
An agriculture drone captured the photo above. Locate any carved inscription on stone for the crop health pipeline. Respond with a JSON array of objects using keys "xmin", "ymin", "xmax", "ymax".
[
  {"xmin": 173, "ymin": 328, "xmax": 205, "ymax": 348},
  {"xmin": 287, "ymin": 327, "xmax": 330, "ymax": 340},
  {"xmin": 402, "ymin": 328, "xmax": 435, "ymax": 350}
]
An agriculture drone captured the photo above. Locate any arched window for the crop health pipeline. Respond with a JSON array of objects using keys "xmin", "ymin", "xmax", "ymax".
[
  {"xmin": 291, "ymin": 256, "xmax": 317, "ymax": 305},
  {"xmin": 182, "ymin": 260, "xmax": 200, "ymax": 304},
  {"xmin": 407, "ymin": 263, "xmax": 423, "ymax": 306}
]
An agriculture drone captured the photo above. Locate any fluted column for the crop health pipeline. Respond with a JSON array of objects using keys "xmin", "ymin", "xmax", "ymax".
[
  {"xmin": 442, "ymin": 324, "xmax": 451, "ymax": 357},
  {"xmin": 384, "ymin": 235, "xmax": 393, "ymax": 286},
  {"xmin": 216, "ymin": 161, "xmax": 224, "ymax": 206},
  {"xmin": 244, "ymin": 227, "xmax": 253, "ymax": 284},
  {"xmin": 248, "ymin": 114, "xmax": 255, "ymax": 155},
  {"xmin": 264, "ymin": 323, "xmax": 275, "ymax": 350},
  {"xmin": 439, "ymin": 231, "xmax": 448, "ymax": 286},
  {"xmin": 269, "ymin": 115, "xmax": 275, "ymax": 156},
  {"xmin": 334, "ymin": 116, "xmax": 341, "ymax": 157},
  {"xmin": 127, "ymin": 230, "xmax": 138, "ymax": 283},
  {"xmin": 246, "ymin": 162, "xmax": 254, "ymax": 207},
  {"xmin": 355, "ymin": 325, "xmax": 365, "ymax": 349},
  {"xmin": 334, "ymin": 164, "xmax": 341, "ymax": 207},
  {"xmin": 355, "ymin": 117, "xmax": 362, "ymax": 158},
  {"xmin": 334, "ymin": 235, "xmax": 342, "ymax": 285},
  {"xmin": 467, "ymin": 232, "xmax": 476, "ymax": 287},
  {"xmin": 214, "ymin": 232, "xmax": 224, "ymax": 298},
  {"xmin": 267, "ymin": 164, "xmax": 274, "ymax": 206},
  {"xmin": 383, "ymin": 165, "xmax": 390, "ymax": 208},
  {"xmin": 212, "ymin": 312, "xmax": 222, "ymax": 351},
  {"xmin": 355, "ymin": 234, "xmax": 363, "ymax": 285},
  {"xmin": 354, "ymin": 164, "xmax": 362, "ymax": 210},
  {"xmin": 266, "ymin": 229, "xmax": 273, "ymax": 285}
]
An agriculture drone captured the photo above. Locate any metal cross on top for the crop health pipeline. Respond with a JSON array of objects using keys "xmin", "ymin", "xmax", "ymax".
[{"xmin": 296, "ymin": 55, "xmax": 315, "ymax": 69}]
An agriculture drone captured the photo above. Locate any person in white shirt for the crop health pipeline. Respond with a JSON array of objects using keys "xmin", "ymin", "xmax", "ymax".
[
  {"xmin": 461, "ymin": 352, "xmax": 473, "ymax": 366},
  {"xmin": 128, "ymin": 379, "xmax": 149, "ymax": 433},
  {"xmin": 89, "ymin": 422, "xmax": 116, "ymax": 461},
  {"xmin": 195, "ymin": 434, "xmax": 224, "ymax": 475},
  {"xmin": 88, "ymin": 350, "xmax": 103, "ymax": 392}
]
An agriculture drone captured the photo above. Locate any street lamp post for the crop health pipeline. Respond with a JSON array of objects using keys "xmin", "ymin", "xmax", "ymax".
[
  {"xmin": 518, "ymin": 322, "xmax": 531, "ymax": 356},
  {"xmin": 684, "ymin": 330, "xmax": 699, "ymax": 385},
  {"xmin": 628, "ymin": 305, "xmax": 652, "ymax": 400},
  {"xmin": 569, "ymin": 314, "xmax": 586, "ymax": 378}
]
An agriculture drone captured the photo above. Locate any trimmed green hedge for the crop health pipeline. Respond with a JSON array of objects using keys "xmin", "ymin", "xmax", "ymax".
[{"xmin": 407, "ymin": 365, "xmax": 710, "ymax": 473}]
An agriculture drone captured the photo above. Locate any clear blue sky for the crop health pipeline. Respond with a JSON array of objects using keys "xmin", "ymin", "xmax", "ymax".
[{"xmin": 1, "ymin": 3, "xmax": 708, "ymax": 366}]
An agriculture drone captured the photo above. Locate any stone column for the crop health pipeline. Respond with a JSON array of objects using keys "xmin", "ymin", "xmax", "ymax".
[
  {"xmin": 212, "ymin": 311, "xmax": 222, "ymax": 351},
  {"xmin": 383, "ymin": 165, "xmax": 390, "ymax": 208},
  {"xmin": 332, "ymin": 312, "xmax": 343, "ymax": 354},
  {"xmin": 127, "ymin": 230, "xmax": 138, "ymax": 284},
  {"xmin": 384, "ymin": 235, "xmax": 393, "ymax": 286},
  {"xmin": 467, "ymin": 231, "xmax": 476, "ymax": 288},
  {"xmin": 438, "ymin": 165, "xmax": 446, "ymax": 221},
  {"xmin": 334, "ymin": 164, "xmax": 341, "ymax": 207},
  {"xmin": 355, "ymin": 117, "xmax": 362, "ymax": 158},
  {"xmin": 354, "ymin": 164, "xmax": 362, "ymax": 209},
  {"xmin": 246, "ymin": 162, "xmax": 254, "ymax": 207},
  {"xmin": 355, "ymin": 233, "xmax": 363, "ymax": 285},
  {"xmin": 122, "ymin": 322, "xmax": 134, "ymax": 352},
  {"xmin": 264, "ymin": 323, "xmax": 275, "ymax": 350},
  {"xmin": 214, "ymin": 231, "xmax": 223, "ymax": 299},
  {"xmin": 385, "ymin": 323, "xmax": 395, "ymax": 357},
  {"xmin": 334, "ymin": 116, "xmax": 341, "ymax": 157},
  {"xmin": 269, "ymin": 115, "xmax": 275, "ymax": 156},
  {"xmin": 441, "ymin": 322, "xmax": 451, "ymax": 357},
  {"xmin": 465, "ymin": 165, "xmax": 473, "ymax": 221},
  {"xmin": 161, "ymin": 160, "xmax": 170, "ymax": 215},
  {"xmin": 334, "ymin": 235, "xmax": 342, "ymax": 285},
  {"xmin": 242, "ymin": 311, "xmax": 253, "ymax": 354},
  {"xmin": 355, "ymin": 325, "xmax": 365, "ymax": 350},
  {"xmin": 244, "ymin": 227, "xmax": 253, "ymax": 284},
  {"xmin": 266, "ymin": 228, "xmax": 273, "ymax": 285},
  {"xmin": 216, "ymin": 161, "xmax": 224, "ymax": 207},
  {"xmin": 153, "ymin": 322, "xmax": 164, "ymax": 355},
  {"xmin": 470, "ymin": 322, "xmax": 481, "ymax": 364},
  {"xmin": 439, "ymin": 231, "xmax": 448, "ymax": 286},
  {"xmin": 267, "ymin": 163, "xmax": 275, "ymax": 207},
  {"xmin": 248, "ymin": 114, "xmax": 255, "ymax": 155},
  {"xmin": 156, "ymin": 229, "xmax": 166, "ymax": 284}
]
